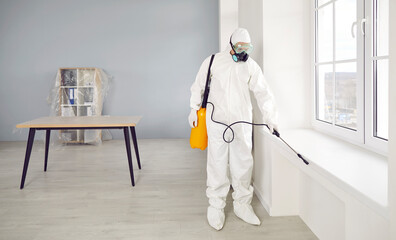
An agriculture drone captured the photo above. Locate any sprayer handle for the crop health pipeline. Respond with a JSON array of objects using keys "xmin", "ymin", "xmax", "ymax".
[{"xmin": 273, "ymin": 129, "xmax": 280, "ymax": 138}]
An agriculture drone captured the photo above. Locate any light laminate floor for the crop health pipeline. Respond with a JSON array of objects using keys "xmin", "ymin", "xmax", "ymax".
[{"xmin": 0, "ymin": 139, "xmax": 318, "ymax": 240}]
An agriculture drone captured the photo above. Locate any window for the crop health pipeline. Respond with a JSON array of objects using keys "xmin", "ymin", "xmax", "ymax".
[{"xmin": 314, "ymin": 0, "xmax": 388, "ymax": 154}]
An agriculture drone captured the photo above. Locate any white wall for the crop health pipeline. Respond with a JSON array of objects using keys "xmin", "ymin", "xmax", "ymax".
[
  {"xmin": 238, "ymin": 0, "xmax": 263, "ymax": 67},
  {"xmin": 299, "ymin": 172, "xmax": 346, "ymax": 240},
  {"xmin": 238, "ymin": 0, "xmax": 311, "ymax": 130},
  {"xmin": 388, "ymin": 0, "xmax": 396, "ymax": 237},
  {"xmin": 219, "ymin": 0, "xmax": 238, "ymax": 51},
  {"xmin": 261, "ymin": 0, "xmax": 311, "ymax": 130}
]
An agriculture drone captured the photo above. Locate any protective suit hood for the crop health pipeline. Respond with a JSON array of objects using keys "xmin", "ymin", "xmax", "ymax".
[
  {"xmin": 230, "ymin": 28, "xmax": 252, "ymax": 62},
  {"xmin": 230, "ymin": 28, "xmax": 251, "ymax": 44}
]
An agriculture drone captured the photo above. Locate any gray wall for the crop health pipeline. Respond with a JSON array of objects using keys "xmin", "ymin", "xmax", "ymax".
[{"xmin": 0, "ymin": 0, "xmax": 219, "ymax": 141}]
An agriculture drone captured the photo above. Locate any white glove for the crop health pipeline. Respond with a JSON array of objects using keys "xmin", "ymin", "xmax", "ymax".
[{"xmin": 188, "ymin": 109, "xmax": 198, "ymax": 128}]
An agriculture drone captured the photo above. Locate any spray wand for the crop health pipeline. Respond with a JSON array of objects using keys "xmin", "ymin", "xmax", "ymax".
[{"xmin": 207, "ymin": 102, "xmax": 309, "ymax": 165}]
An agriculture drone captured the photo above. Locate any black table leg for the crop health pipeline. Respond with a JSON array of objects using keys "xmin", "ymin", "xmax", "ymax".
[
  {"xmin": 123, "ymin": 127, "xmax": 135, "ymax": 187},
  {"xmin": 20, "ymin": 128, "xmax": 36, "ymax": 189},
  {"xmin": 44, "ymin": 129, "xmax": 51, "ymax": 172},
  {"xmin": 130, "ymin": 126, "xmax": 141, "ymax": 169}
]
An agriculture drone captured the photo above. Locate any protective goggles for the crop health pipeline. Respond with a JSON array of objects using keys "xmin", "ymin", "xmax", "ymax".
[{"xmin": 232, "ymin": 43, "xmax": 253, "ymax": 54}]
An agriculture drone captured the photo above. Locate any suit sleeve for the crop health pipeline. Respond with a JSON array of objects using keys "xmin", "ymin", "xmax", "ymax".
[
  {"xmin": 190, "ymin": 57, "xmax": 211, "ymax": 110},
  {"xmin": 248, "ymin": 62, "xmax": 278, "ymax": 127}
]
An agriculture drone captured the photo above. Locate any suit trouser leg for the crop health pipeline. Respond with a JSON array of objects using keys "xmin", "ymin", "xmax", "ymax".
[
  {"xmin": 229, "ymin": 137, "xmax": 254, "ymax": 205},
  {"xmin": 206, "ymin": 139, "xmax": 230, "ymax": 209}
]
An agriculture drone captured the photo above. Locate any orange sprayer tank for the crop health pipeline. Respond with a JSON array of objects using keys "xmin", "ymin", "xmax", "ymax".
[{"xmin": 190, "ymin": 107, "xmax": 208, "ymax": 150}]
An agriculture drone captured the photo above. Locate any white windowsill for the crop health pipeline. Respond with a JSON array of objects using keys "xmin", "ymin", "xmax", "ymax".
[{"xmin": 266, "ymin": 128, "xmax": 388, "ymax": 219}]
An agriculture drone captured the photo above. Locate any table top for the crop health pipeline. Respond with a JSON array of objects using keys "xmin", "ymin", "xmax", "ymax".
[{"xmin": 16, "ymin": 116, "xmax": 142, "ymax": 128}]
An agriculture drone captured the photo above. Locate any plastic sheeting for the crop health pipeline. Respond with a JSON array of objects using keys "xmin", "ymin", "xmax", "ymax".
[{"xmin": 47, "ymin": 68, "xmax": 112, "ymax": 144}]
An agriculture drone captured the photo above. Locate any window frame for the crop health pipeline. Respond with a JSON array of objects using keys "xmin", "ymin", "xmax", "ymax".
[
  {"xmin": 312, "ymin": 0, "xmax": 388, "ymax": 155},
  {"xmin": 364, "ymin": 0, "xmax": 388, "ymax": 154}
]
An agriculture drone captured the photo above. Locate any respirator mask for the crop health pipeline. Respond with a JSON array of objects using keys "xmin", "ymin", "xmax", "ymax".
[{"xmin": 230, "ymin": 39, "xmax": 253, "ymax": 62}]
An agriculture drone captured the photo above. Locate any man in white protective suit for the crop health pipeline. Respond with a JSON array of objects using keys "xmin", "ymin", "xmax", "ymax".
[{"xmin": 189, "ymin": 28, "xmax": 278, "ymax": 230}]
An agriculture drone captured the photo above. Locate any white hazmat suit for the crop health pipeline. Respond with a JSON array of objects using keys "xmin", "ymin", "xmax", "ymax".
[{"xmin": 189, "ymin": 28, "xmax": 277, "ymax": 230}]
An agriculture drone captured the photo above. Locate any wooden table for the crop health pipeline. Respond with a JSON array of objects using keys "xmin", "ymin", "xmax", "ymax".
[{"xmin": 16, "ymin": 116, "xmax": 142, "ymax": 189}]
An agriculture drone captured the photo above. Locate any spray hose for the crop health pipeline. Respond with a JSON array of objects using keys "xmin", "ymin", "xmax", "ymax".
[{"xmin": 207, "ymin": 102, "xmax": 309, "ymax": 165}]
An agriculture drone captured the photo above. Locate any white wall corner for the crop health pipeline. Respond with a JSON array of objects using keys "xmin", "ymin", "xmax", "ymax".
[
  {"xmin": 219, "ymin": 0, "xmax": 238, "ymax": 51},
  {"xmin": 253, "ymin": 181, "xmax": 271, "ymax": 215},
  {"xmin": 253, "ymin": 128, "xmax": 273, "ymax": 214}
]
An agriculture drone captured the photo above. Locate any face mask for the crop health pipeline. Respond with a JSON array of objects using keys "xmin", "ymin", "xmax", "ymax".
[
  {"xmin": 231, "ymin": 51, "xmax": 249, "ymax": 62},
  {"xmin": 229, "ymin": 40, "xmax": 253, "ymax": 62}
]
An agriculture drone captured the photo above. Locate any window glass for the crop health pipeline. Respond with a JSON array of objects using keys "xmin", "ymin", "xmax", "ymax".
[
  {"xmin": 335, "ymin": 62, "xmax": 357, "ymax": 130},
  {"xmin": 376, "ymin": 0, "xmax": 389, "ymax": 56},
  {"xmin": 335, "ymin": 0, "xmax": 357, "ymax": 60},
  {"xmin": 318, "ymin": 0, "xmax": 331, "ymax": 7},
  {"xmin": 314, "ymin": 0, "xmax": 389, "ymax": 148},
  {"xmin": 317, "ymin": 64, "xmax": 334, "ymax": 123},
  {"xmin": 317, "ymin": 4, "xmax": 333, "ymax": 62}
]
